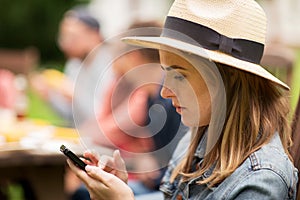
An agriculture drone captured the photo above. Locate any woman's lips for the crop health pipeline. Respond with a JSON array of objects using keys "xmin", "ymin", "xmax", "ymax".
[
  {"xmin": 173, "ymin": 103, "xmax": 183, "ymax": 114},
  {"xmin": 175, "ymin": 106, "xmax": 182, "ymax": 114}
]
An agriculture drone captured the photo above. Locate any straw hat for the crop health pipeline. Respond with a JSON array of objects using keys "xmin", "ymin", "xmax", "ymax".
[{"xmin": 123, "ymin": 0, "xmax": 289, "ymax": 90}]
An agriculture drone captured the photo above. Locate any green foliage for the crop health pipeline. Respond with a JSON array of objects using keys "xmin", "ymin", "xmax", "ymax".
[
  {"xmin": 291, "ymin": 50, "xmax": 300, "ymax": 112},
  {"xmin": 7, "ymin": 183, "xmax": 25, "ymax": 200},
  {"xmin": 0, "ymin": 0, "xmax": 90, "ymax": 65},
  {"xmin": 27, "ymin": 88, "xmax": 68, "ymax": 126}
]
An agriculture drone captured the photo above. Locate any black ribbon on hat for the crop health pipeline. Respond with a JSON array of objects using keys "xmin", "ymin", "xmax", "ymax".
[{"xmin": 162, "ymin": 16, "xmax": 264, "ymax": 64}]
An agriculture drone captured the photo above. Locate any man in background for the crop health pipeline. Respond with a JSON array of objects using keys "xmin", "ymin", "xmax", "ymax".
[{"xmin": 31, "ymin": 6, "xmax": 113, "ymax": 127}]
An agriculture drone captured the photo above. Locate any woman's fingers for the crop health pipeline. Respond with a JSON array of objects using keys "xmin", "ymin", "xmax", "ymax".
[
  {"xmin": 67, "ymin": 159, "xmax": 109, "ymax": 188},
  {"xmin": 113, "ymin": 150, "xmax": 128, "ymax": 183},
  {"xmin": 80, "ymin": 157, "xmax": 94, "ymax": 165},
  {"xmin": 82, "ymin": 150, "xmax": 119, "ymax": 173},
  {"xmin": 85, "ymin": 165, "xmax": 112, "ymax": 187},
  {"xmin": 99, "ymin": 154, "xmax": 114, "ymax": 171},
  {"xmin": 67, "ymin": 159, "xmax": 91, "ymax": 186},
  {"xmin": 113, "ymin": 150, "xmax": 126, "ymax": 171},
  {"xmin": 78, "ymin": 149, "xmax": 128, "ymax": 182},
  {"xmin": 85, "ymin": 165, "xmax": 134, "ymax": 200},
  {"xmin": 67, "ymin": 153, "xmax": 134, "ymax": 200},
  {"xmin": 83, "ymin": 150, "xmax": 100, "ymax": 165}
]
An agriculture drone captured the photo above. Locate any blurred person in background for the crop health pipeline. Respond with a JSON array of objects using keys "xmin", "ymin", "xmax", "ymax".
[
  {"xmin": 0, "ymin": 69, "xmax": 17, "ymax": 111},
  {"xmin": 0, "ymin": 69, "xmax": 28, "ymax": 123},
  {"xmin": 0, "ymin": 69, "xmax": 18, "ymax": 131},
  {"xmin": 104, "ymin": 47, "xmax": 187, "ymax": 195},
  {"xmin": 30, "ymin": 6, "xmax": 113, "ymax": 127},
  {"xmin": 74, "ymin": 21, "xmax": 187, "ymax": 198},
  {"xmin": 90, "ymin": 48, "xmax": 160, "ymax": 153},
  {"xmin": 30, "ymin": 6, "xmax": 113, "ymax": 200}
]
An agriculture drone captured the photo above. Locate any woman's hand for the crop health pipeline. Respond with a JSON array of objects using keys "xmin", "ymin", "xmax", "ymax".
[
  {"xmin": 82, "ymin": 149, "xmax": 128, "ymax": 183},
  {"xmin": 67, "ymin": 150, "xmax": 134, "ymax": 200}
]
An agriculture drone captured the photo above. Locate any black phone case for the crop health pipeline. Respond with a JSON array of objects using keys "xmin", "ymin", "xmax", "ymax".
[{"xmin": 60, "ymin": 145, "xmax": 87, "ymax": 171}]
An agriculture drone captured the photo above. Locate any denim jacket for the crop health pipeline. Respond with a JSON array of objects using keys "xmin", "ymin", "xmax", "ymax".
[{"xmin": 160, "ymin": 129, "xmax": 298, "ymax": 200}]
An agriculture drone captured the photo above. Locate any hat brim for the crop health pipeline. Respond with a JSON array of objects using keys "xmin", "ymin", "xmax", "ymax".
[{"xmin": 122, "ymin": 36, "xmax": 289, "ymax": 90}]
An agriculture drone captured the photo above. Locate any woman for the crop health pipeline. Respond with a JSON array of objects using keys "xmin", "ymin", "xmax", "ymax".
[{"xmin": 67, "ymin": 0, "xmax": 298, "ymax": 199}]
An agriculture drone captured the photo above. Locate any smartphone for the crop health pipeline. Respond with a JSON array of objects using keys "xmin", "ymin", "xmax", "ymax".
[{"xmin": 60, "ymin": 144, "xmax": 87, "ymax": 171}]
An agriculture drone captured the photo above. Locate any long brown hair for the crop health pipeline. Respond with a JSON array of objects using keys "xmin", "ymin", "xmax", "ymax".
[{"xmin": 170, "ymin": 62, "xmax": 292, "ymax": 187}]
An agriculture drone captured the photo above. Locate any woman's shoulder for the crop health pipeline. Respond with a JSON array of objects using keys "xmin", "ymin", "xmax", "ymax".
[
  {"xmin": 211, "ymin": 133, "xmax": 298, "ymax": 199},
  {"xmin": 249, "ymin": 133, "xmax": 296, "ymax": 184},
  {"xmin": 223, "ymin": 133, "xmax": 298, "ymax": 199}
]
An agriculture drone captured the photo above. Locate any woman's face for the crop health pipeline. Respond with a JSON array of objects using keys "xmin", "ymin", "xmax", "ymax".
[
  {"xmin": 58, "ymin": 17, "xmax": 95, "ymax": 59},
  {"xmin": 160, "ymin": 51, "xmax": 211, "ymax": 127}
]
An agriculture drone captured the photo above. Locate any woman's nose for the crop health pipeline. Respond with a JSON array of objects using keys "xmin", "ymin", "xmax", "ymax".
[{"xmin": 160, "ymin": 86, "xmax": 174, "ymax": 99}]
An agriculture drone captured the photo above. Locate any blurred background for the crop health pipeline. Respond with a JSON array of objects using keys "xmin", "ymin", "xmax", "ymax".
[
  {"xmin": 0, "ymin": 0, "xmax": 173, "ymax": 125},
  {"xmin": 0, "ymin": 0, "xmax": 299, "ymax": 108},
  {"xmin": 0, "ymin": 0, "xmax": 172, "ymax": 68}
]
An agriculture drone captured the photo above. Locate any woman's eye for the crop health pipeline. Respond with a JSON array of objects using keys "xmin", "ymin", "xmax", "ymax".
[{"xmin": 174, "ymin": 75, "xmax": 185, "ymax": 81}]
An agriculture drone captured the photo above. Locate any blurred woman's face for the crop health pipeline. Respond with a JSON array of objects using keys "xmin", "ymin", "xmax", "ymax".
[
  {"xmin": 160, "ymin": 51, "xmax": 211, "ymax": 127},
  {"xmin": 57, "ymin": 17, "xmax": 94, "ymax": 59}
]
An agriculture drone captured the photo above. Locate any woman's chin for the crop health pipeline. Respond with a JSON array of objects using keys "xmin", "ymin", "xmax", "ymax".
[
  {"xmin": 181, "ymin": 114, "xmax": 208, "ymax": 127},
  {"xmin": 181, "ymin": 117, "xmax": 198, "ymax": 127}
]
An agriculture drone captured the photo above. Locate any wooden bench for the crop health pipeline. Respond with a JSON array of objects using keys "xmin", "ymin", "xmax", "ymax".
[{"xmin": 0, "ymin": 47, "xmax": 39, "ymax": 74}]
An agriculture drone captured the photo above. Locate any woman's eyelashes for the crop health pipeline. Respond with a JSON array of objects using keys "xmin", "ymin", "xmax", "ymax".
[
  {"xmin": 173, "ymin": 70, "xmax": 187, "ymax": 81},
  {"xmin": 161, "ymin": 65, "xmax": 187, "ymax": 81},
  {"xmin": 174, "ymin": 74, "xmax": 185, "ymax": 81}
]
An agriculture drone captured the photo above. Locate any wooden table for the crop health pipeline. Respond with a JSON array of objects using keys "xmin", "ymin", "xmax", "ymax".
[
  {"xmin": 0, "ymin": 119, "xmax": 116, "ymax": 200},
  {"xmin": 0, "ymin": 144, "xmax": 115, "ymax": 200},
  {"xmin": 0, "ymin": 149, "xmax": 66, "ymax": 200}
]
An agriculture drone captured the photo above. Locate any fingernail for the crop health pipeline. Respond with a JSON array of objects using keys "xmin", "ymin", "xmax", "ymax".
[
  {"xmin": 99, "ymin": 162, "xmax": 105, "ymax": 169},
  {"xmin": 85, "ymin": 165, "xmax": 92, "ymax": 172},
  {"xmin": 84, "ymin": 149, "xmax": 92, "ymax": 154},
  {"xmin": 114, "ymin": 149, "xmax": 120, "ymax": 155},
  {"xmin": 66, "ymin": 159, "xmax": 71, "ymax": 166}
]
